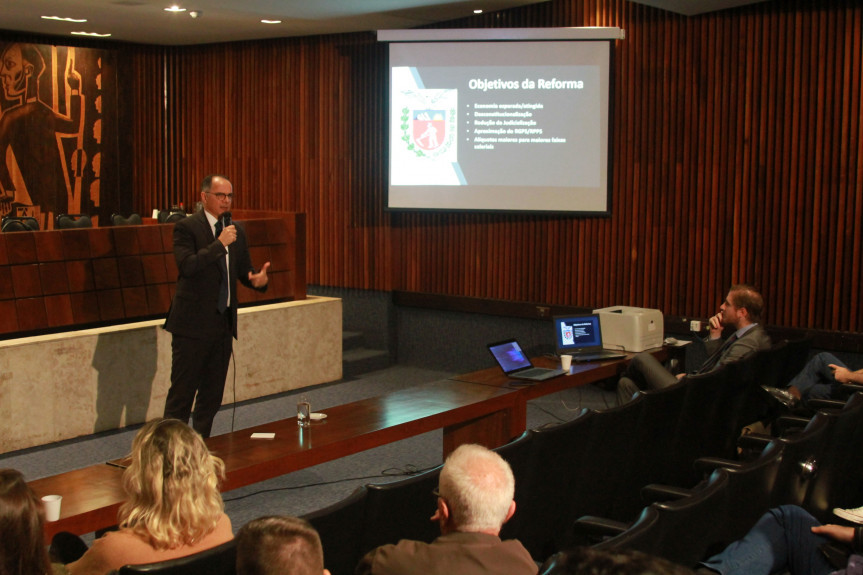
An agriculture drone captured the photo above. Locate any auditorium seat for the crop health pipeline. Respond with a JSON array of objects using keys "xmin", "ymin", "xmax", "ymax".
[
  {"xmin": 641, "ymin": 412, "xmax": 831, "ymax": 548},
  {"xmin": 517, "ymin": 397, "xmax": 647, "ymax": 559},
  {"xmin": 111, "ymin": 213, "xmax": 143, "ymax": 226},
  {"xmin": 496, "ymin": 431, "xmax": 536, "ymax": 543},
  {"xmin": 589, "ymin": 468, "xmax": 731, "ymax": 568},
  {"xmin": 113, "ymin": 539, "xmax": 236, "ymax": 575},
  {"xmin": 801, "ymin": 392, "xmax": 863, "ymax": 522},
  {"xmin": 1, "ymin": 215, "xmax": 39, "ymax": 232},
  {"xmin": 608, "ymin": 380, "xmax": 689, "ymax": 520},
  {"xmin": 575, "ymin": 396, "xmax": 646, "ymax": 525},
  {"xmin": 514, "ymin": 407, "xmax": 597, "ymax": 560},
  {"xmin": 359, "ymin": 465, "xmax": 443, "ymax": 558},
  {"xmin": 666, "ymin": 360, "xmax": 755, "ymax": 487},
  {"xmin": 302, "ymin": 486, "xmax": 368, "ymax": 575},
  {"xmin": 776, "ymin": 336, "xmax": 813, "ymax": 387},
  {"xmin": 56, "ymin": 213, "xmax": 93, "ymax": 229}
]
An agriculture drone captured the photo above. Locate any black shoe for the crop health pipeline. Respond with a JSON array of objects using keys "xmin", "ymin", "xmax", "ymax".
[{"xmin": 761, "ymin": 385, "xmax": 799, "ymax": 409}]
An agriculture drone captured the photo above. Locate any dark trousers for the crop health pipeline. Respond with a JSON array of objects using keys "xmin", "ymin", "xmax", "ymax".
[{"xmin": 164, "ymin": 313, "xmax": 233, "ymax": 438}]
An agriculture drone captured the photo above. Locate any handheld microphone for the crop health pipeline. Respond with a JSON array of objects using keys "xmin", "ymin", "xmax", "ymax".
[{"xmin": 221, "ymin": 211, "xmax": 232, "ymax": 229}]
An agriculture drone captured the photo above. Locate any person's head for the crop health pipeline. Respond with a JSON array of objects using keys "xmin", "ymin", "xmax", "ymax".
[
  {"xmin": 545, "ymin": 546, "xmax": 695, "ymax": 574},
  {"xmin": 0, "ymin": 43, "xmax": 44, "ymax": 99},
  {"xmin": 119, "ymin": 418, "xmax": 226, "ymax": 549},
  {"xmin": 434, "ymin": 443, "xmax": 516, "ymax": 535},
  {"xmin": 236, "ymin": 516, "xmax": 329, "ymax": 575},
  {"xmin": 200, "ymin": 174, "xmax": 233, "ymax": 218},
  {"xmin": 0, "ymin": 468, "xmax": 51, "ymax": 575},
  {"xmin": 719, "ymin": 284, "xmax": 764, "ymax": 328}
]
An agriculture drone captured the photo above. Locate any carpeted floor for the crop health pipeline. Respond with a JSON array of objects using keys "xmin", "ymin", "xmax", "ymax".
[{"xmin": 0, "ymin": 363, "xmax": 618, "ymax": 537}]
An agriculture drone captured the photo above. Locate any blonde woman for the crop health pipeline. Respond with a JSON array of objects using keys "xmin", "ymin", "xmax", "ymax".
[{"xmin": 55, "ymin": 419, "xmax": 232, "ymax": 575}]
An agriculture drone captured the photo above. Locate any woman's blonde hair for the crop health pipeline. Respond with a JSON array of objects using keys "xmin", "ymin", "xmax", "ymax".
[{"xmin": 118, "ymin": 418, "xmax": 225, "ymax": 550}]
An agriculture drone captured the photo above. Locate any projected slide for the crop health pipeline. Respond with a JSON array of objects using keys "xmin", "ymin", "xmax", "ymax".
[{"xmin": 387, "ymin": 41, "xmax": 611, "ymax": 213}]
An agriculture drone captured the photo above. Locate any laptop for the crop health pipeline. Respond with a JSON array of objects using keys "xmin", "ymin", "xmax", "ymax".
[
  {"xmin": 487, "ymin": 339, "xmax": 567, "ymax": 381},
  {"xmin": 553, "ymin": 314, "xmax": 627, "ymax": 362}
]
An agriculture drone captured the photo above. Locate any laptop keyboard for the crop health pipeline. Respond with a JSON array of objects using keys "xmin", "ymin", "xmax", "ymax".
[{"xmin": 517, "ymin": 368, "xmax": 553, "ymax": 378}]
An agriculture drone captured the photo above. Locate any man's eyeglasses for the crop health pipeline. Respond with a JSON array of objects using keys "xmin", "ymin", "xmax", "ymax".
[
  {"xmin": 207, "ymin": 192, "xmax": 234, "ymax": 201},
  {"xmin": 432, "ymin": 488, "xmax": 442, "ymax": 499}
]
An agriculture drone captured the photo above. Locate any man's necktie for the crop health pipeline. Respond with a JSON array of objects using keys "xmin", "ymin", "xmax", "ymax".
[
  {"xmin": 696, "ymin": 333, "xmax": 738, "ymax": 374},
  {"xmin": 214, "ymin": 221, "xmax": 229, "ymax": 313}
]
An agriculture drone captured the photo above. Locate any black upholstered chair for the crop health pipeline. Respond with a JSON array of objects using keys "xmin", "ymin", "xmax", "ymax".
[
  {"xmin": 56, "ymin": 213, "xmax": 93, "ymax": 229},
  {"xmin": 302, "ymin": 486, "xmax": 368, "ymax": 575},
  {"xmin": 111, "ymin": 213, "xmax": 143, "ymax": 226},
  {"xmin": 158, "ymin": 209, "xmax": 187, "ymax": 224},
  {"xmin": 1, "ymin": 215, "xmax": 39, "ymax": 232},
  {"xmin": 642, "ymin": 412, "xmax": 831, "ymax": 548},
  {"xmin": 802, "ymin": 392, "xmax": 863, "ymax": 522},
  {"xmin": 359, "ymin": 465, "xmax": 443, "ymax": 558},
  {"xmin": 513, "ymin": 407, "xmax": 597, "ymax": 560},
  {"xmin": 496, "ymin": 430, "xmax": 536, "ymax": 543},
  {"xmin": 666, "ymin": 360, "xmax": 755, "ymax": 487},
  {"xmin": 776, "ymin": 336, "xmax": 813, "ymax": 388},
  {"xmin": 114, "ymin": 539, "xmax": 236, "ymax": 575},
  {"xmin": 608, "ymin": 380, "xmax": 689, "ymax": 520},
  {"xmin": 590, "ymin": 469, "xmax": 732, "ymax": 568}
]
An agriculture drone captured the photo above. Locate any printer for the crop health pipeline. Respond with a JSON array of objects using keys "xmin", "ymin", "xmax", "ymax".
[{"xmin": 593, "ymin": 306, "xmax": 664, "ymax": 352}]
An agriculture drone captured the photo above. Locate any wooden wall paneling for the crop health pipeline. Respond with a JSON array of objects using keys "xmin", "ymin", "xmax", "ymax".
[
  {"xmin": 851, "ymin": 9, "xmax": 863, "ymax": 329},
  {"xmin": 115, "ymin": 0, "xmax": 863, "ymax": 334}
]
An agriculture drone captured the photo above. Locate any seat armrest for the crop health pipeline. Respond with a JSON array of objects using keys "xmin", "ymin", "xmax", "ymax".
[
  {"xmin": 835, "ymin": 384, "xmax": 863, "ymax": 397},
  {"xmin": 806, "ymin": 399, "xmax": 846, "ymax": 411},
  {"xmin": 693, "ymin": 457, "xmax": 743, "ymax": 475},
  {"xmin": 737, "ymin": 433, "xmax": 771, "ymax": 451},
  {"xmin": 572, "ymin": 515, "xmax": 629, "ymax": 539},
  {"xmin": 640, "ymin": 483, "xmax": 693, "ymax": 503},
  {"xmin": 773, "ymin": 414, "xmax": 812, "ymax": 436}
]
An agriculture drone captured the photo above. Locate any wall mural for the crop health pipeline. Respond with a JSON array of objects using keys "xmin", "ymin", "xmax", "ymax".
[{"xmin": 0, "ymin": 42, "xmax": 112, "ymax": 230}]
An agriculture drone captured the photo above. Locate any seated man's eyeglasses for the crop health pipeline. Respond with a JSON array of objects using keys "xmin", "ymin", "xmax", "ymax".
[{"xmin": 208, "ymin": 192, "xmax": 234, "ymax": 201}]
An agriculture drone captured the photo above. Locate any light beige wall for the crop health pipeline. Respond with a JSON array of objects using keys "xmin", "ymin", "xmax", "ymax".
[{"xmin": 0, "ymin": 297, "xmax": 341, "ymax": 454}]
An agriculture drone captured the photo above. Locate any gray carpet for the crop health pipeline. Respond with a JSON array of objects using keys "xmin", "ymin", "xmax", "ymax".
[{"xmin": 0, "ymin": 363, "xmax": 618, "ymax": 538}]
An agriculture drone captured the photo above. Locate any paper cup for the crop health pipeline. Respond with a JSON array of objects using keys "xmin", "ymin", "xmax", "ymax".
[
  {"xmin": 42, "ymin": 494, "xmax": 62, "ymax": 522},
  {"xmin": 561, "ymin": 354, "xmax": 573, "ymax": 371}
]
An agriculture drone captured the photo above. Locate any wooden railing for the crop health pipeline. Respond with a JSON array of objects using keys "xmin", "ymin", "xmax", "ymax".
[{"xmin": 0, "ymin": 212, "xmax": 305, "ymax": 338}]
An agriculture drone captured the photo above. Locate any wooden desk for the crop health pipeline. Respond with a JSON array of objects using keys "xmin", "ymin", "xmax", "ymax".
[
  {"xmin": 451, "ymin": 352, "xmax": 644, "ymax": 399},
  {"xmin": 31, "ymin": 378, "xmax": 519, "ymax": 539}
]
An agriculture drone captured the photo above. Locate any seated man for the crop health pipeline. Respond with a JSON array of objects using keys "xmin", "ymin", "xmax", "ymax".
[
  {"xmin": 762, "ymin": 351, "xmax": 863, "ymax": 407},
  {"xmin": 355, "ymin": 443, "xmax": 537, "ymax": 575},
  {"xmin": 236, "ymin": 515, "xmax": 329, "ymax": 575},
  {"xmin": 617, "ymin": 284, "xmax": 771, "ymax": 405},
  {"xmin": 697, "ymin": 504, "xmax": 862, "ymax": 575}
]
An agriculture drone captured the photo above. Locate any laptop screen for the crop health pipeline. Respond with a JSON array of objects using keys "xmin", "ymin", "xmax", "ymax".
[
  {"xmin": 487, "ymin": 339, "xmax": 532, "ymax": 374},
  {"xmin": 553, "ymin": 314, "xmax": 604, "ymax": 354}
]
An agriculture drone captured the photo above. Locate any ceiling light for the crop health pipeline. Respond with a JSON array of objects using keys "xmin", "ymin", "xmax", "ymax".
[
  {"xmin": 71, "ymin": 31, "xmax": 112, "ymax": 37},
  {"xmin": 261, "ymin": 19, "xmax": 282, "ymax": 24},
  {"xmin": 474, "ymin": 9, "xmax": 483, "ymax": 13},
  {"xmin": 42, "ymin": 16, "xmax": 88, "ymax": 23},
  {"xmin": 164, "ymin": 5, "xmax": 186, "ymax": 12}
]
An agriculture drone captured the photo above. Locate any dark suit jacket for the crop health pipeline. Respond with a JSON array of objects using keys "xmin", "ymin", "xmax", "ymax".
[
  {"xmin": 355, "ymin": 531, "xmax": 537, "ymax": 575},
  {"xmin": 701, "ymin": 323, "xmax": 772, "ymax": 372},
  {"xmin": 163, "ymin": 210, "xmax": 265, "ymax": 339}
]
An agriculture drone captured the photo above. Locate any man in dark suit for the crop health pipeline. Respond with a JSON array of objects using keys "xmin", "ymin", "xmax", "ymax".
[
  {"xmin": 616, "ymin": 284, "xmax": 772, "ymax": 405},
  {"xmin": 163, "ymin": 174, "xmax": 270, "ymax": 437},
  {"xmin": 355, "ymin": 444, "xmax": 536, "ymax": 575}
]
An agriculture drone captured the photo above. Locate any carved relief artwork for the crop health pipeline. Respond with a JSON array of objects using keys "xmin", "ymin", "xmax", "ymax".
[{"xmin": 0, "ymin": 42, "xmax": 109, "ymax": 230}]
